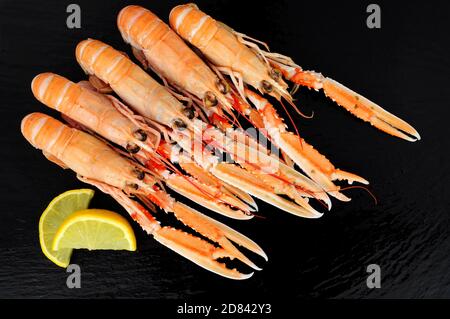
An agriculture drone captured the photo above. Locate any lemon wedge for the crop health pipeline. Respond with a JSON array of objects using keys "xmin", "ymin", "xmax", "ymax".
[
  {"xmin": 52, "ymin": 209, "xmax": 136, "ymax": 251},
  {"xmin": 39, "ymin": 189, "xmax": 95, "ymax": 268}
]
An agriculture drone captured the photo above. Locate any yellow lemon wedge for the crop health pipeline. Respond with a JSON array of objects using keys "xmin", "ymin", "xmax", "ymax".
[
  {"xmin": 39, "ymin": 189, "xmax": 95, "ymax": 268},
  {"xmin": 52, "ymin": 209, "xmax": 136, "ymax": 252}
]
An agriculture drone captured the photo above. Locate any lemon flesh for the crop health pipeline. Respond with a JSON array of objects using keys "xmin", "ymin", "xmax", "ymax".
[
  {"xmin": 39, "ymin": 189, "xmax": 95, "ymax": 268},
  {"xmin": 52, "ymin": 209, "xmax": 136, "ymax": 251}
]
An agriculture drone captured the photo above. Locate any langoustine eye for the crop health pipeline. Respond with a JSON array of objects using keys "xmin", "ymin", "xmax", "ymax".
[
  {"xmin": 270, "ymin": 68, "xmax": 282, "ymax": 81},
  {"xmin": 204, "ymin": 91, "xmax": 218, "ymax": 107},
  {"xmin": 216, "ymin": 79, "xmax": 230, "ymax": 94},
  {"xmin": 133, "ymin": 168, "xmax": 145, "ymax": 180},
  {"xmin": 173, "ymin": 118, "xmax": 187, "ymax": 130},
  {"xmin": 127, "ymin": 182, "xmax": 139, "ymax": 190},
  {"xmin": 261, "ymin": 80, "xmax": 273, "ymax": 93},
  {"xmin": 183, "ymin": 106, "xmax": 195, "ymax": 119},
  {"xmin": 133, "ymin": 129, "xmax": 147, "ymax": 141},
  {"xmin": 126, "ymin": 143, "xmax": 140, "ymax": 153}
]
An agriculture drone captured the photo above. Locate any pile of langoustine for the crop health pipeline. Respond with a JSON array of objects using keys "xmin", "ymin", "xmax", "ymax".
[{"xmin": 21, "ymin": 4, "xmax": 420, "ymax": 279}]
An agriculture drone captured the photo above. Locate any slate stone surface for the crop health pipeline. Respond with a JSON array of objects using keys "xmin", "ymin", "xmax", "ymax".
[{"xmin": 0, "ymin": 0, "xmax": 448, "ymax": 299}]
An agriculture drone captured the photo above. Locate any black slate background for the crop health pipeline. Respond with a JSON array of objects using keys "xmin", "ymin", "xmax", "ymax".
[{"xmin": 0, "ymin": 0, "xmax": 449, "ymax": 299}]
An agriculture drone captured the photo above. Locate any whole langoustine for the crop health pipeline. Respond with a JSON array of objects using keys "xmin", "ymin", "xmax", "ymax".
[
  {"xmin": 21, "ymin": 112, "xmax": 267, "ymax": 279},
  {"xmin": 31, "ymin": 72, "xmax": 254, "ymax": 220},
  {"xmin": 75, "ymin": 38, "xmax": 330, "ymax": 218},
  {"xmin": 118, "ymin": 5, "xmax": 367, "ymax": 202}
]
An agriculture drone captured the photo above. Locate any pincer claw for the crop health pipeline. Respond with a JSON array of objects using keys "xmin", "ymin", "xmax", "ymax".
[
  {"xmin": 153, "ymin": 227, "xmax": 254, "ymax": 280},
  {"xmin": 322, "ymin": 78, "xmax": 421, "ymax": 142},
  {"xmin": 153, "ymin": 202, "xmax": 265, "ymax": 279}
]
